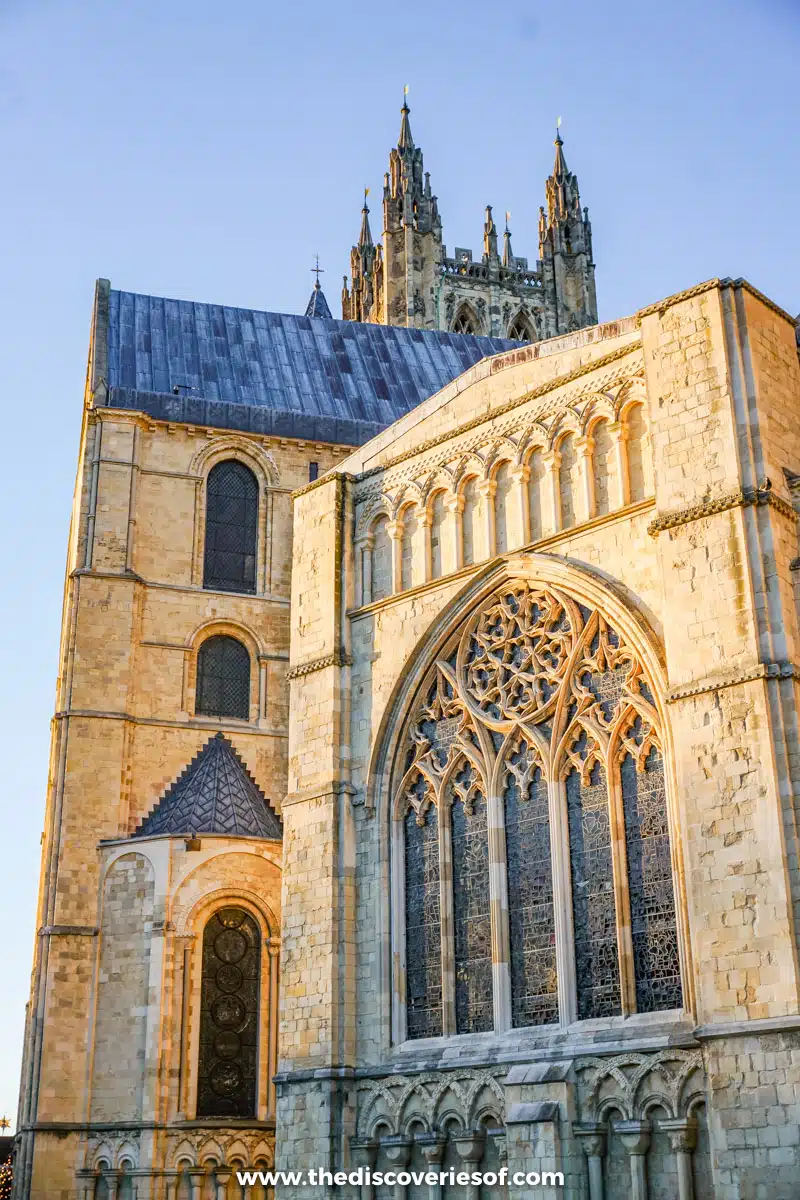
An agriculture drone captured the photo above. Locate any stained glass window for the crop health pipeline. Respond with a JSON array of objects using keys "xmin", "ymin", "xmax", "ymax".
[
  {"xmin": 405, "ymin": 802, "xmax": 443, "ymax": 1039},
  {"xmin": 204, "ymin": 460, "xmax": 258, "ymax": 594},
  {"xmin": 621, "ymin": 748, "xmax": 682, "ymax": 1011},
  {"xmin": 197, "ymin": 907, "xmax": 260, "ymax": 1118},
  {"xmin": 451, "ymin": 779, "xmax": 493, "ymax": 1033},
  {"xmin": 504, "ymin": 749, "xmax": 558, "ymax": 1027},
  {"xmin": 196, "ymin": 635, "xmax": 250, "ymax": 720},
  {"xmin": 567, "ymin": 763, "xmax": 621, "ymax": 1019}
]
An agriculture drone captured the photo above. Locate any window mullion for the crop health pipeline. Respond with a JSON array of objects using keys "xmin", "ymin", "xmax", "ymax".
[
  {"xmin": 439, "ymin": 797, "xmax": 457, "ymax": 1037},
  {"xmin": 607, "ymin": 757, "xmax": 637, "ymax": 1016},
  {"xmin": 548, "ymin": 777, "xmax": 577, "ymax": 1027},
  {"xmin": 487, "ymin": 786, "xmax": 511, "ymax": 1033}
]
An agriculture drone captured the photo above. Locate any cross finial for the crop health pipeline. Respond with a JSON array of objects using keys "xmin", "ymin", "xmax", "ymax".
[{"xmin": 311, "ymin": 255, "xmax": 325, "ymax": 284}]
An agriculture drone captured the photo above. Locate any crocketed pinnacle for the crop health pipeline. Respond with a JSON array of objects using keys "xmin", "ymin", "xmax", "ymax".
[
  {"xmin": 359, "ymin": 198, "xmax": 374, "ymax": 249},
  {"xmin": 398, "ymin": 95, "xmax": 414, "ymax": 150}
]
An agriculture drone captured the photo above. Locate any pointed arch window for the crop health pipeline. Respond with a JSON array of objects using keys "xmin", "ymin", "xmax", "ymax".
[
  {"xmin": 196, "ymin": 635, "xmax": 251, "ymax": 720},
  {"xmin": 197, "ymin": 907, "xmax": 260, "ymax": 1118},
  {"xmin": 204, "ymin": 460, "xmax": 259, "ymax": 594},
  {"xmin": 452, "ymin": 306, "xmax": 479, "ymax": 335},
  {"xmin": 508, "ymin": 314, "xmax": 534, "ymax": 342},
  {"xmin": 393, "ymin": 582, "xmax": 683, "ymax": 1040}
]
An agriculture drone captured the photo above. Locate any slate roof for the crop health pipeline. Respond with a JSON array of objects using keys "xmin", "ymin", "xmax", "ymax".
[
  {"xmin": 134, "ymin": 733, "xmax": 283, "ymax": 840},
  {"xmin": 101, "ymin": 284, "xmax": 519, "ymax": 445}
]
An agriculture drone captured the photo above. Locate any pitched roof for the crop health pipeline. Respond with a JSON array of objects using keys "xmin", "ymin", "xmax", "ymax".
[
  {"xmin": 134, "ymin": 733, "xmax": 282, "ymax": 840},
  {"xmin": 100, "ymin": 284, "xmax": 518, "ymax": 445}
]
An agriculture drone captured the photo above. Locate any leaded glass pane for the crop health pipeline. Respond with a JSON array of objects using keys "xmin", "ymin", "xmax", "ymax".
[
  {"xmin": 621, "ymin": 748, "xmax": 683, "ymax": 1012},
  {"xmin": 504, "ymin": 752, "xmax": 558, "ymax": 1027},
  {"xmin": 204, "ymin": 460, "xmax": 258, "ymax": 594},
  {"xmin": 196, "ymin": 635, "xmax": 250, "ymax": 720},
  {"xmin": 197, "ymin": 907, "xmax": 260, "ymax": 1118},
  {"xmin": 567, "ymin": 763, "xmax": 621, "ymax": 1019},
  {"xmin": 451, "ymin": 784, "xmax": 493, "ymax": 1034},
  {"xmin": 405, "ymin": 804, "xmax": 442, "ymax": 1039}
]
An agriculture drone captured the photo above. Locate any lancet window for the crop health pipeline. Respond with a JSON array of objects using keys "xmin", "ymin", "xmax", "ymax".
[{"xmin": 393, "ymin": 580, "xmax": 683, "ymax": 1039}]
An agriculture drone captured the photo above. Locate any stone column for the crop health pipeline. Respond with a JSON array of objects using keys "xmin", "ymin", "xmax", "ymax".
[
  {"xmin": 576, "ymin": 435, "xmax": 595, "ymax": 523},
  {"xmin": 187, "ymin": 1167, "xmax": 206, "ymax": 1200},
  {"xmin": 479, "ymin": 478, "xmax": 497, "ymax": 559},
  {"xmin": 350, "ymin": 1137, "xmax": 378, "ymax": 1200},
  {"xmin": 617, "ymin": 1120, "xmax": 651, "ymax": 1200},
  {"xmin": 267, "ymin": 936, "xmax": 281, "ymax": 1118},
  {"xmin": 661, "ymin": 1117, "xmax": 697, "ymax": 1200},
  {"xmin": 162, "ymin": 1171, "xmax": 180, "ymax": 1200},
  {"xmin": 445, "ymin": 494, "xmax": 464, "ymax": 573},
  {"xmin": 452, "ymin": 1129, "xmax": 486, "ymax": 1200},
  {"xmin": 76, "ymin": 1170, "xmax": 98, "ymax": 1200},
  {"xmin": 608, "ymin": 421, "xmax": 629, "ymax": 508},
  {"xmin": 382, "ymin": 1136, "xmax": 411, "ymax": 1200},
  {"xmin": 420, "ymin": 509, "xmax": 433, "ymax": 583},
  {"xmin": 510, "ymin": 463, "xmax": 531, "ymax": 547},
  {"xmin": 104, "ymin": 1171, "xmax": 121, "ymax": 1200},
  {"xmin": 573, "ymin": 1123, "xmax": 606, "ymax": 1200},
  {"xmin": 214, "ymin": 1166, "xmax": 232, "ymax": 1200},
  {"xmin": 542, "ymin": 450, "xmax": 561, "ymax": 535},
  {"xmin": 387, "ymin": 519, "xmax": 403, "ymax": 594},
  {"xmin": 356, "ymin": 535, "xmax": 374, "ymax": 607},
  {"xmin": 416, "ymin": 1133, "xmax": 446, "ymax": 1200}
]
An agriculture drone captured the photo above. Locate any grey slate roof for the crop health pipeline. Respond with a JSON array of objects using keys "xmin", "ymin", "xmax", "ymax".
[
  {"xmin": 103, "ymin": 285, "xmax": 519, "ymax": 445},
  {"xmin": 134, "ymin": 733, "xmax": 282, "ymax": 840}
]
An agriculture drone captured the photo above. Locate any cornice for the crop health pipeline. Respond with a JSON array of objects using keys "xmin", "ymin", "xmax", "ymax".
[
  {"xmin": 636, "ymin": 276, "xmax": 795, "ymax": 327},
  {"xmin": 292, "ymin": 470, "xmax": 357, "ymax": 502},
  {"xmin": 666, "ymin": 660, "xmax": 800, "ymax": 703},
  {"xmin": 647, "ymin": 484, "xmax": 797, "ymax": 537},
  {"xmin": 286, "ymin": 648, "xmax": 354, "ymax": 680}
]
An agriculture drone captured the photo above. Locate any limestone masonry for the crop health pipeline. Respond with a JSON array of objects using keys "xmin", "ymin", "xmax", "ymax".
[{"xmin": 12, "ymin": 100, "xmax": 800, "ymax": 1200}]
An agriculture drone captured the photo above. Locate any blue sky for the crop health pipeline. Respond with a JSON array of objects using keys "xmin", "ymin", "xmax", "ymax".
[{"xmin": 0, "ymin": 0, "xmax": 797, "ymax": 1124}]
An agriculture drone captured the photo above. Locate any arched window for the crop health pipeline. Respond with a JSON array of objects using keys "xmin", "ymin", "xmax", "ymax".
[
  {"xmin": 371, "ymin": 515, "xmax": 392, "ymax": 601},
  {"xmin": 558, "ymin": 433, "xmax": 579, "ymax": 529},
  {"xmin": 196, "ymin": 636, "xmax": 251, "ymax": 720},
  {"xmin": 197, "ymin": 906, "xmax": 260, "ymax": 1118},
  {"xmin": 452, "ymin": 305, "xmax": 479, "ymax": 335},
  {"xmin": 400, "ymin": 504, "xmax": 419, "ymax": 591},
  {"xmin": 204, "ymin": 460, "xmax": 259, "ymax": 594},
  {"xmin": 508, "ymin": 314, "xmax": 533, "ymax": 342},
  {"xmin": 592, "ymin": 419, "xmax": 614, "ymax": 517},
  {"xmin": 461, "ymin": 477, "xmax": 481, "ymax": 566},
  {"xmin": 625, "ymin": 402, "xmax": 653, "ymax": 502},
  {"xmin": 527, "ymin": 448, "xmax": 546, "ymax": 542},
  {"xmin": 429, "ymin": 491, "xmax": 446, "ymax": 580},
  {"xmin": 493, "ymin": 462, "xmax": 513, "ymax": 554},
  {"xmin": 393, "ymin": 582, "xmax": 682, "ymax": 1039}
]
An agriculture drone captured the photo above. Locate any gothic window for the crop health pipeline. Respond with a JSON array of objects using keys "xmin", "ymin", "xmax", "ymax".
[
  {"xmin": 508, "ymin": 314, "xmax": 533, "ymax": 341},
  {"xmin": 625, "ymin": 403, "xmax": 653, "ymax": 502},
  {"xmin": 401, "ymin": 504, "xmax": 419, "ymax": 591},
  {"xmin": 430, "ymin": 491, "xmax": 446, "ymax": 580},
  {"xmin": 493, "ymin": 462, "xmax": 513, "ymax": 555},
  {"xmin": 527, "ymin": 448, "xmax": 546, "ymax": 542},
  {"xmin": 591, "ymin": 419, "xmax": 614, "ymax": 517},
  {"xmin": 393, "ymin": 580, "xmax": 683, "ymax": 1040},
  {"xmin": 404, "ymin": 792, "xmax": 443, "ymax": 1039},
  {"xmin": 204, "ymin": 460, "xmax": 259, "ymax": 593},
  {"xmin": 197, "ymin": 907, "xmax": 260, "ymax": 1118},
  {"xmin": 558, "ymin": 433, "xmax": 579, "ymax": 528},
  {"xmin": 196, "ymin": 635, "xmax": 251, "ymax": 720},
  {"xmin": 461, "ymin": 477, "xmax": 481, "ymax": 566},
  {"xmin": 371, "ymin": 515, "xmax": 392, "ymax": 601},
  {"xmin": 452, "ymin": 305, "xmax": 479, "ymax": 335}
]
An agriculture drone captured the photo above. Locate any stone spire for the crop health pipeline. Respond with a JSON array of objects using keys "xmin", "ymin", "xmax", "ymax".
[
  {"xmin": 305, "ymin": 257, "xmax": 333, "ymax": 318},
  {"xmin": 398, "ymin": 87, "xmax": 414, "ymax": 150},
  {"xmin": 359, "ymin": 194, "xmax": 374, "ymax": 250},
  {"xmin": 539, "ymin": 125, "xmax": 598, "ymax": 333},
  {"xmin": 502, "ymin": 212, "xmax": 514, "ymax": 268}
]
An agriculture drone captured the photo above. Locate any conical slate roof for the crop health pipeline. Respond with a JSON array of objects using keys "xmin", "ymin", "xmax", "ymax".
[
  {"xmin": 134, "ymin": 733, "xmax": 282, "ymax": 840},
  {"xmin": 304, "ymin": 279, "xmax": 333, "ymax": 319}
]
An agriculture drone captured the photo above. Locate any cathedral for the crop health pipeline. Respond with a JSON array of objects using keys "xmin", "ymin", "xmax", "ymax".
[{"xmin": 12, "ymin": 99, "xmax": 800, "ymax": 1200}]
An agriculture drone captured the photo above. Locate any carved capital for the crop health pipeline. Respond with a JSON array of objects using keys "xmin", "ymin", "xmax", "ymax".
[
  {"xmin": 478, "ymin": 478, "xmax": 497, "ymax": 500},
  {"xmin": 616, "ymin": 1119, "xmax": 651, "ymax": 1156},
  {"xmin": 510, "ymin": 463, "xmax": 531, "ymax": 484},
  {"xmin": 350, "ymin": 1137, "xmax": 379, "ymax": 1169},
  {"xmin": 576, "ymin": 435, "xmax": 594, "ymax": 458},
  {"xmin": 380, "ymin": 1136, "xmax": 411, "ymax": 1169},
  {"xmin": 446, "ymin": 494, "xmax": 465, "ymax": 514},
  {"xmin": 415, "ymin": 1132, "xmax": 447, "ymax": 1166},
  {"xmin": 267, "ymin": 936, "xmax": 281, "ymax": 957},
  {"xmin": 660, "ymin": 1117, "xmax": 697, "ymax": 1153},
  {"xmin": 387, "ymin": 519, "xmax": 403, "ymax": 542},
  {"xmin": 453, "ymin": 1128, "xmax": 486, "ymax": 1165},
  {"xmin": 573, "ymin": 1122, "xmax": 607, "ymax": 1158},
  {"xmin": 542, "ymin": 449, "xmax": 561, "ymax": 470}
]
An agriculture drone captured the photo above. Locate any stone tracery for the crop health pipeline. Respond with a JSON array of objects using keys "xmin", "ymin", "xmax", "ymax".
[{"xmin": 394, "ymin": 579, "xmax": 683, "ymax": 1036}]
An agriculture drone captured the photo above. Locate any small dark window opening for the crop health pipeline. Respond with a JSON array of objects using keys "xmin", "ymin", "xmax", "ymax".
[
  {"xmin": 197, "ymin": 907, "xmax": 260, "ymax": 1117},
  {"xmin": 196, "ymin": 636, "xmax": 251, "ymax": 720},
  {"xmin": 204, "ymin": 460, "xmax": 258, "ymax": 594},
  {"xmin": 309, "ymin": 462, "xmax": 319, "ymax": 482}
]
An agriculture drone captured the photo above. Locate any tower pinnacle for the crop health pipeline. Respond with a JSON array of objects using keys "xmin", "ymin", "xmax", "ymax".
[{"xmin": 398, "ymin": 86, "xmax": 414, "ymax": 149}]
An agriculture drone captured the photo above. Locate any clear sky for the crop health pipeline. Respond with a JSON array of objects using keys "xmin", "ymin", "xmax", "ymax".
[{"xmin": 0, "ymin": 0, "xmax": 797, "ymax": 1125}]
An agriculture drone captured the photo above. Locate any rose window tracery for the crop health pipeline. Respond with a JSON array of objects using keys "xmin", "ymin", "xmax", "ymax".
[{"xmin": 394, "ymin": 580, "xmax": 683, "ymax": 1038}]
